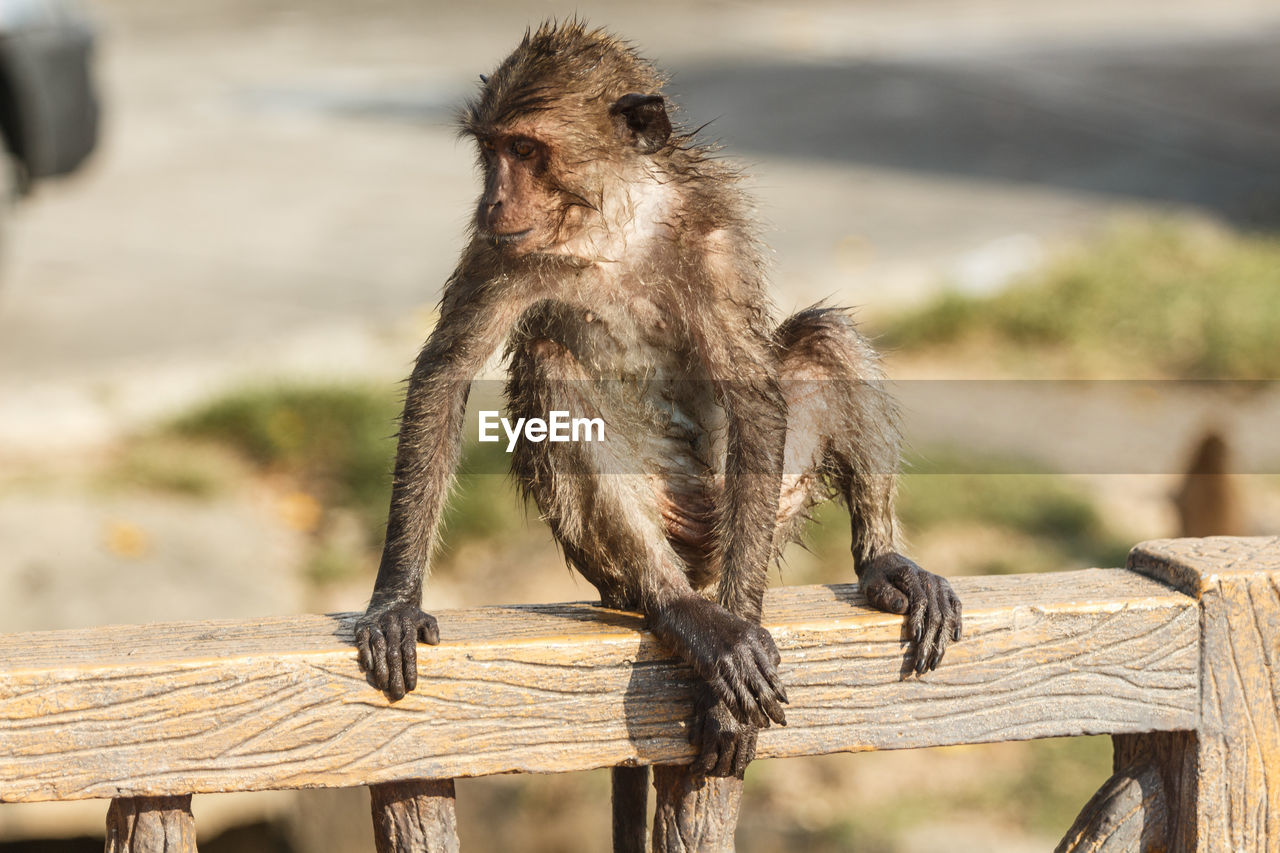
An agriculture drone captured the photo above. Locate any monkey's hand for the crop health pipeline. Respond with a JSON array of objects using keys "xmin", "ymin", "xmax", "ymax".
[
  {"xmin": 859, "ymin": 552, "xmax": 962, "ymax": 675},
  {"xmin": 650, "ymin": 595, "xmax": 788, "ymax": 729},
  {"xmin": 690, "ymin": 684, "xmax": 759, "ymax": 779},
  {"xmin": 354, "ymin": 602, "xmax": 440, "ymax": 701}
]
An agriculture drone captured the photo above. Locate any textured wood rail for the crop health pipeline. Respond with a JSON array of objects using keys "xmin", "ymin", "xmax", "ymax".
[
  {"xmin": 1061, "ymin": 536, "xmax": 1280, "ymax": 853},
  {"xmin": 0, "ymin": 568, "xmax": 1198, "ymax": 804}
]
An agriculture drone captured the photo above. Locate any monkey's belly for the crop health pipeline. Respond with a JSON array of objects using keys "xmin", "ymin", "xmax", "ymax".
[
  {"xmin": 512, "ymin": 294, "xmax": 727, "ymax": 581},
  {"xmin": 635, "ymin": 392, "xmax": 725, "ymax": 584}
]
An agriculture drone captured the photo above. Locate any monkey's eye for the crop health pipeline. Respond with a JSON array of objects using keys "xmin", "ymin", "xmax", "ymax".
[
  {"xmin": 511, "ymin": 139, "xmax": 537, "ymax": 159},
  {"xmin": 480, "ymin": 138, "xmax": 496, "ymax": 153}
]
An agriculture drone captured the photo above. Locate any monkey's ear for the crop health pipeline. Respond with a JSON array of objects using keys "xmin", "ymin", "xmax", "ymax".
[{"xmin": 610, "ymin": 93, "xmax": 671, "ymax": 154}]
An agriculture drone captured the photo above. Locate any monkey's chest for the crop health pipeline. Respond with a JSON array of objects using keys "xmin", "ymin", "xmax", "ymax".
[
  {"xmin": 511, "ymin": 296, "xmax": 726, "ymax": 573},
  {"xmin": 514, "ymin": 294, "xmax": 727, "ymax": 470}
]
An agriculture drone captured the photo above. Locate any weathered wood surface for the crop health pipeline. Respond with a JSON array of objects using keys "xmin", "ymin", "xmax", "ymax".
[
  {"xmin": 0, "ymin": 570, "xmax": 1198, "ymax": 803},
  {"xmin": 104, "ymin": 795, "xmax": 197, "ymax": 853},
  {"xmin": 1125, "ymin": 536, "xmax": 1280, "ymax": 852},
  {"xmin": 1055, "ymin": 758, "xmax": 1169, "ymax": 852},
  {"xmin": 652, "ymin": 768, "xmax": 742, "ymax": 853},
  {"xmin": 369, "ymin": 778, "xmax": 459, "ymax": 853}
]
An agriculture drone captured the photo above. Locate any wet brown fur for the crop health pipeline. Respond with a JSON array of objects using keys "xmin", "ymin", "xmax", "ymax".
[{"xmin": 355, "ymin": 21, "xmax": 961, "ymax": 850}]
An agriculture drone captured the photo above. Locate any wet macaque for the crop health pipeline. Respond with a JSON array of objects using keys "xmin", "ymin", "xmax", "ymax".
[{"xmin": 355, "ymin": 20, "xmax": 962, "ymax": 849}]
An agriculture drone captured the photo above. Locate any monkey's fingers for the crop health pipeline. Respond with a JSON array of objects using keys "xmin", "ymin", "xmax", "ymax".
[
  {"xmin": 692, "ymin": 729, "xmax": 744, "ymax": 779},
  {"xmin": 691, "ymin": 744, "xmax": 718, "ymax": 777},
  {"xmin": 355, "ymin": 626, "xmax": 373, "ymax": 673},
  {"xmin": 950, "ymin": 589, "xmax": 964, "ymax": 642},
  {"xmin": 724, "ymin": 642, "xmax": 787, "ymax": 728},
  {"xmin": 864, "ymin": 576, "xmax": 909, "ymax": 615},
  {"xmin": 400, "ymin": 622, "xmax": 419, "ymax": 693},
  {"xmin": 689, "ymin": 700, "xmax": 757, "ymax": 779},
  {"xmin": 915, "ymin": 578, "xmax": 948, "ymax": 675},
  {"xmin": 740, "ymin": 646, "xmax": 787, "ymax": 726},
  {"xmin": 898, "ymin": 570, "xmax": 929, "ymax": 647},
  {"xmin": 369, "ymin": 627, "xmax": 390, "ymax": 691},
  {"xmin": 384, "ymin": 619, "xmax": 407, "ymax": 700},
  {"xmin": 417, "ymin": 612, "xmax": 441, "ymax": 645},
  {"xmin": 731, "ymin": 731, "xmax": 757, "ymax": 779},
  {"xmin": 690, "ymin": 713, "xmax": 721, "ymax": 776},
  {"xmin": 718, "ymin": 658, "xmax": 768, "ymax": 728},
  {"xmin": 926, "ymin": 587, "xmax": 964, "ymax": 671},
  {"xmin": 752, "ymin": 643, "xmax": 789, "ymax": 705},
  {"xmin": 712, "ymin": 734, "xmax": 743, "ymax": 779},
  {"xmin": 705, "ymin": 672, "xmax": 747, "ymax": 726},
  {"xmin": 729, "ymin": 670, "xmax": 768, "ymax": 729}
]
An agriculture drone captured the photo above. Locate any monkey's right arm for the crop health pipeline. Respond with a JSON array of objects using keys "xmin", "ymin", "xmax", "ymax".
[{"xmin": 355, "ymin": 268, "xmax": 525, "ymax": 699}]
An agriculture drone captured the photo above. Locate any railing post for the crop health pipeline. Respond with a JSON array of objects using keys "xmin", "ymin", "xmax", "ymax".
[
  {"xmin": 652, "ymin": 767, "xmax": 743, "ymax": 853},
  {"xmin": 105, "ymin": 795, "xmax": 196, "ymax": 853},
  {"xmin": 1059, "ymin": 536, "xmax": 1280, "ymax": 853},
  {"xmin": 370, "ymin": 778, "xmax": 460, "ymax": 853}
]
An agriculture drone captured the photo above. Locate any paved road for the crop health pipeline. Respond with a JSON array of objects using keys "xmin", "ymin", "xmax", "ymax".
[{"xmin": 1, "ymin": 0, "xmax": 1278, "ymax": 449}]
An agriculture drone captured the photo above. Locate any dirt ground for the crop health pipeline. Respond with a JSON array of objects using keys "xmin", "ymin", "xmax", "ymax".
[{"xmin": 2, "ymin": 0, "xmax": 1279, "ymax": 849}]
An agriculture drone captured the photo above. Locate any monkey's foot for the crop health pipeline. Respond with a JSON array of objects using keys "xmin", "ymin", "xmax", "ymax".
[
  {"xmin": 354, "ymin": 603, "xmax": 440, "ymax": 700},
  {"xmin": 650, "ymin": 595, "xmax": 788, "ymax": 729},
  {"xmin": 690, "ymin": 686, "xmax": 759, "ymax": 779},
  {"xmin": 858, "ymin": 552, "xmax": 963, "ymax": 675}
]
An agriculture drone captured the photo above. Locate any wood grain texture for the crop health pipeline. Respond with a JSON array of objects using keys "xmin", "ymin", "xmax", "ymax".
[
  {"xmin": 104, "ymin": 796, "xmax": 196, "ymax": 853},
  {"xmin": 0, "ymin": 570, "xmax": 1198, "ymax": 803},
  {"xmin": 652, "ymin": 768, "xmax": 741, "ymax": 853},
  {"xmin": 1127, "ymin": 536, "xmax": 1280, "ymax": 852},
  {"xmin": 369, "ymin": 778, "xmax": 458, "ymax": 853},
  {"xmin": 1055, "ymin": 760, "xmax": 1168, "ymax": 853},
  {"xmin": 1107, "ymin": 730, "xmax": 1199, "ymax": 852}
]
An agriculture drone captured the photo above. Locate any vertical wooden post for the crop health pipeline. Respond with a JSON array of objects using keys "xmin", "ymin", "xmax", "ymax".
[
  {"xmin": 652, "ymin": 766, "xmax": 743, "ymax": 853},
  {"xmin": 1060, "ymin": 536, "xmax": 1280, "ymax": 853},
  {"xmin": 105, "ymin": 795, "xmax": 196, "ymax": 853},
  {"xmin": 370, "ymin": 778, "xmax": 460, "ymax": 853}
]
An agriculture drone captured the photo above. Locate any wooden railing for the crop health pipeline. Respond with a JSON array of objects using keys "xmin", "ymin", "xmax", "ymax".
[{"xmin": 1, "ymin": 536, "xmax": 1277, "ymax": 852}]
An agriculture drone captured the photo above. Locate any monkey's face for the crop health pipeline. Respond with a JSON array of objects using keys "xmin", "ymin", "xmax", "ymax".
[
  {"xmin": 474, "ymin": 132, "xmax": 563, "ymax": 255},
  {"xmin": 463, "ymin": 24, "xmax": 677, "ymax": 258}
]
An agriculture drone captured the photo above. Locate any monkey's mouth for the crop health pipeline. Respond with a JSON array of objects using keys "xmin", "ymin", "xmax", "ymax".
[{"xmin": 488, "ymin": 229, "xmax": 533, "ymax": 247}]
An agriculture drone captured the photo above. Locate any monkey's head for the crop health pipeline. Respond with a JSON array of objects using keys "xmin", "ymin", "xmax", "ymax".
[{"xmin": 461, "ymin": 21, "xmax": 675, "ymax": 257}]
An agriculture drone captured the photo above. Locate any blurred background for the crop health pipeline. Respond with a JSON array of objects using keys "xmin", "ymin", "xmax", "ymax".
[{"xmin": 1, "ymin": 0, "xmax": 1279, "ymax": 850}]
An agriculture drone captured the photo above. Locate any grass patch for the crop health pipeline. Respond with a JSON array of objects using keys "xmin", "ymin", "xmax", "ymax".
[
  {"xmin": 899, "ymin": 449, "xmax": 1131, "ymax": 568},
  {"xmin": 880, "ymin": 219, "xmax": 1280, "ymax": 378},
  {"xmin": 167, "ymin": 385, "xmax": 401, "ymax": 541},
  {"xmin": 156, "ymin": 384, "xmax": 531, "ymax": 582},
  {"xmin": 109, "ymin": 438, "xmax": 248, "ymax": 498},
  {"xmin": 786, "ymin": 447, "xmax": 1131, "ymax": 580}
]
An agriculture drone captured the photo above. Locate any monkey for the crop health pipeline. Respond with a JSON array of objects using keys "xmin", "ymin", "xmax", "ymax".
[{"xmin": 354, "ymin": 20, "xmax": 962, "ymax": 849}]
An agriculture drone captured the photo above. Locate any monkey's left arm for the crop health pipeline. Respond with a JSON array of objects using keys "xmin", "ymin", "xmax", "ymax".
[
  {"xmin": 712, "ymin": 342, "xmax": 788, "ymax": 623},
  {"xmin": 685, "ymin": 291, "xmax": 790, "ymax": 778}
]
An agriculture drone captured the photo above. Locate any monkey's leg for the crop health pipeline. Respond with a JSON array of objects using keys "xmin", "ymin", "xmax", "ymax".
[
  {"xmin": 507, "ymin": 337, "xmax": 786, "ymax": 722},
  {"xmin": 774, "ymin": 307, "xmax": 962, "ymax": 673},
  {"xmin": 507, "ymin": 337, "xmax": 783, "ymax": 850}
]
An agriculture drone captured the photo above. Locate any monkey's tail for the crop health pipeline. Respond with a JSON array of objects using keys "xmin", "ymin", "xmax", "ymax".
[{"xmin": 612, "ymin": 765, "xmax": 651, "ymax": 852}]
